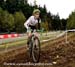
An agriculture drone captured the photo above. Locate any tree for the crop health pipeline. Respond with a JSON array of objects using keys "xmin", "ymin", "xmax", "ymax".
[
  {"xmin": 39, "ymin": 5, "xmax": 47, "ymax": 22},
  {"xmin": 0, "ymin": 7, "xmax": 4, "ymax": 32},
  {"xmin": 0, "ymin": 0, "xmax": 6, "ymax": 10},
  {"xmin": 6, "ymin": 14, "xmax": 15, "ymax": 32},
  {"xmin": 1, "ymin": 0, "xmax": 69, "ymax": 32},
  {"xmin": 67, "ymin": 11, "xmax": 75, "ymax": 29},
  {"xmin": 14, "ymin": 11, "xmax": 26, "ymax": 33},
  {"xmin": 61, "ymin": 19, "xmax": 67, "ymax": 30},
  {"xmin": 47, "ymin": 12, "xmax": 53, "ymax": 30},
  {"xmin": 0, "ymin": 8, "xmax": 15, "ymax": 32},
  {"xmin": 51, "ymin": 14, "xmax": 61, "ymax": 30}
]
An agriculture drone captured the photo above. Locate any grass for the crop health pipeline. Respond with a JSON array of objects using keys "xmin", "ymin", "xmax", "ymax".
[
  {"xmin": 0, "ymin": 31, "xmax": 62, "ymax": 50},
  {"xmin": 0, "ymin": 36, "xmax": 50, "ymax": 50},
  {"xmin": 0, "ymin": 40, "xmax": 27, "ymax": 51}
]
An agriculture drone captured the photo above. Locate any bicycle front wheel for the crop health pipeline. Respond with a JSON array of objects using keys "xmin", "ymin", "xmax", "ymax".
[{"xmin": 32, "ymin": 37, "xmax": 40, "ymax": 63}]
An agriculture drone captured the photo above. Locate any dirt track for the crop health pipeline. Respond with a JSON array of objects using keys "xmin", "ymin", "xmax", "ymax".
[{"xmin": 0, "ymin": 33, "xmax": 75, "ymax": 67}]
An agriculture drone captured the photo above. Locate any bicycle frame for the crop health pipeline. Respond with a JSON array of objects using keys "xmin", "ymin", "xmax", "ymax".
[
  {"xmin": 28, "ymin": 29, "xmax": 41, "ymax": 62},
  {"xmin": 27, "ymin": 29, "xmax": 42, "ymax": 39}
]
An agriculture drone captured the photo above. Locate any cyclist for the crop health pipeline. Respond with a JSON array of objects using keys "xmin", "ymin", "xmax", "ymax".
[{"xmin": 24, "ymin": 9, "xmax": 41, "ymax": 46}]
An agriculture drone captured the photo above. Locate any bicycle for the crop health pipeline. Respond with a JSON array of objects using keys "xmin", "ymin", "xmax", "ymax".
[{"xmin": 28, "ymin": 29, "xmax": 42, "ymax": 63}]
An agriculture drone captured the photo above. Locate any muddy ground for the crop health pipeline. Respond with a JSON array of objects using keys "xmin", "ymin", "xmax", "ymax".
[{"xmin": 0, "ymin": 33, "xmax": 75, "ymax": 67}]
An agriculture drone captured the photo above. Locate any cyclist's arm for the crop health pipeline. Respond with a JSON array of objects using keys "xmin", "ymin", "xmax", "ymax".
[
  {"xmin": 24, "ymin": 21, "xmax": 29, "ymax": 30},
  {"xmin": 24, "ymin": 16, "xmax": 33, "ymax": 30}
]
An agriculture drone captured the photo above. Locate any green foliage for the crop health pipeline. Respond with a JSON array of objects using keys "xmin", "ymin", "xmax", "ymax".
[
  {"xmin": 14, "ymin": 11, "xmax": 26, "ymax": 33},
  {"xmin": 51, "ymin": 14, "xmax": 61, "ymax": 30},
  {"xmin": 0, "ymin": 8, "xmax": 14, "ymax": 32},
  {"xmin": 0, "ymin": 7, "xmax": 3, "ymax": 32},
  {"xmin": 0, "ymin": 7, "xmax": 26, "ymax": 33},
  {"xmin": 61, "ymin": 19, "xmax": 67, "ymax": 30},
  {"xmin": 67, "ymin": 11, "xmax": 75, "ymax": 29},
  {"xmin": 0, "ymin": 0, "xmax": 68, "ymax": 33}
]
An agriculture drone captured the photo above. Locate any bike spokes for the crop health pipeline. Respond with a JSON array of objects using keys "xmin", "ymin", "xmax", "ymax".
[{"xmin": 32, "ymin": 38, "xmax": 40, "ymax": 62}]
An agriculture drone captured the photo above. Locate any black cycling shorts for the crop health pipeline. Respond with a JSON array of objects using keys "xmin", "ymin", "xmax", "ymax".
[{"xmin": 29, "ymin": 25, "xmax": 36, "ymax": 32}]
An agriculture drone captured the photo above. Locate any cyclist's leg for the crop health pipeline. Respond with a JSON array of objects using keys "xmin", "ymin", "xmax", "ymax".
[
  {"xmin": 27, "ymin": 35, "xmax": 32, "ymax": 46},
  {"xmin": 27, "ymin": 28, "xmax": 32, "ymax": 46},
  {"xmin": 27, "ymin": 25, "xmax": 36, "ymax": 46}
]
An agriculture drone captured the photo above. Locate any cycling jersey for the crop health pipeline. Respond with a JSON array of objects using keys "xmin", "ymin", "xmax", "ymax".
[{"xmin": 24, "ymin": 16, "xmax": 38, "ymax": 30}]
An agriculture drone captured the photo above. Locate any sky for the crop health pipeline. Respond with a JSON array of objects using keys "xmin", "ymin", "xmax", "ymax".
[{"xmin": 28, "ymin": 0, "xmax": 75, "ymax": 19}]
